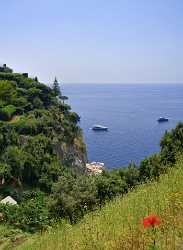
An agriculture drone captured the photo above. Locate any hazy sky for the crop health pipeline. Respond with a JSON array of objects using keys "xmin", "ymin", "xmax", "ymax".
[{"xmin": 0, "ymin": 0, "xmax": 182, "ymax": 84}]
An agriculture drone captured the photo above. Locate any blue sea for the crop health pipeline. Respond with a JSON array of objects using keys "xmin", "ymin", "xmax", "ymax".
[{"xmin": 62, "ymin": 84, "xmax": 183, "ymax": 169}]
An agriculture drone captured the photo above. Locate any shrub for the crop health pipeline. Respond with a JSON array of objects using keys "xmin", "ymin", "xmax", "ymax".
[
  {"xmin": 32, "ymin": 97, "xmax": 43, "ymax": 109},
  {"xmin": 95, "ymin": 172, "xmax": 128, "ymax": 206},
  {"xmin": 0, "ymin": 80, "xmax": 17, "ymax": 104},
  {"xmin": 139, "ymin": 154, "xmax": 165, "ymax": 180},
  {"xmin": 15, "ymin": 115, "xmax": 38, "ymax": 134},
  {"xmin": 0, "ymin": 105, "xmax": 17, "ymax": 121},
  {"xmin": 160, "ymin": 122, "xmax": 183, "ymax": 164},
  {"xmin": 0, "ymin": 65, "xmax": 13, "ymax": 73},
  {"xmin": 0, "ymin": 192, "xmax": 49, "ymax": 232},
  {"xmin": 12, "ymin": 96, "xmax": 27, "ymax": 108},
  {"xmin": 49, "ymin": 174, "xmax": 98, "ymax": 224}
]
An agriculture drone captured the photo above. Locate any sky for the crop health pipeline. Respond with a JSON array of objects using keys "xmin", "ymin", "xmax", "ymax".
[{"xmin": 0, "ymin": 0, "xmax": 182, "ymax": 84}]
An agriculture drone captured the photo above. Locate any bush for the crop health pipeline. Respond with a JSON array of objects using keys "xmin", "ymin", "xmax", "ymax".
[
  {"xmin": 49, "ymin": 174, "xmax": 98, "ymax": 224},
  {"xmin": 0, "ymin": 80, "xmax": 17, "ymax": 105},
  {"xmin": 0, "ymin": 65, "xmax": 13, "ymax": 73},
  {"xmin": 12, "ymin": 96, "xmax": 27, "ymax": 108},
  {"xmin": 160, "ymin": 123, "xmax": 183, "ymax": 164},
  {"xmin": 70, "ymin": 112, "xmax": 80, "ymax": 123},
  {"xmin": 32, "ymin": 97, "xmax": 43, "ymax": 109},
  {"xmin": 139, "ymin": 154, "xmax": 165, "ymax": 180},
  {"xmin": 0, "ymin": 105, "xmax": 17, "ymax": 121},
  {"xmin": 95, "ymin": 172, "xmax": 128, "ymax": 206},
  {"xmin": 15, "ymin": 115, "xmax": 38, "ymax": 134},
  {"xmin": 0, "ymin": 192, "xmax": 49, "ymax": 232}
]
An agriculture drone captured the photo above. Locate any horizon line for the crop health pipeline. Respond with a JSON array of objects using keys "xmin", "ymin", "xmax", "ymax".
[{"xmin": 61, "ymin": 82, "xmax": 183, "ymax": 85}]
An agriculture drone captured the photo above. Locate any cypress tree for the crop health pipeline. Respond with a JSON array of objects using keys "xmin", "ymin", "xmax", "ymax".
[{"xmin": 53, "ymin": 77, "xmax": 62, "ymax": 97}]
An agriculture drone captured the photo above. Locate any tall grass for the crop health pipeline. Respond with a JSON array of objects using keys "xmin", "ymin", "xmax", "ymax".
[{"xmin": 17, "ymin": 158, "xmax": 183, "ymax": 250}]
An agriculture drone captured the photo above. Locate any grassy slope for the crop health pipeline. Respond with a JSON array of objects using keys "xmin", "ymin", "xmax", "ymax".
[
  {"xmin": 0, "ymin": 224, "xmax": 27, "ymax": 250},
  {"xmin": 17, "ymin": 158, "xmax": 183, "ymax": 250}
]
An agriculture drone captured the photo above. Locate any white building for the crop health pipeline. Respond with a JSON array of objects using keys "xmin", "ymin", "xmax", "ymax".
[{"xmin": 0, "ymin": 196, "xmax": 17, "ymax": 205}]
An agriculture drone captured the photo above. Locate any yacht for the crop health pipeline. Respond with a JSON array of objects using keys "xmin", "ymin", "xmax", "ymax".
[
  {"xmin": 92, "ymin": 125, "xmax": 108, "ymax": 131},
  {"xmin": 158, "ymin": 117, "xmax": 169, "ymax": 122}
]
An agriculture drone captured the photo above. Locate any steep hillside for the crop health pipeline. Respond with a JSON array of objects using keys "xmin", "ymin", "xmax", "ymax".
[
  {"xmin": 0, "ymin": 65, "xmax": 87, "ymax": 194},
  {"xmin": 17, "ymin": 157, "xmax": 183, "ymax": 250}
]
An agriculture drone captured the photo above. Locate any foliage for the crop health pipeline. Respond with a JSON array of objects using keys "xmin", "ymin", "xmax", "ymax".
[
  {"xmin": 0, "ymin": 65, "xmax": 13, "ymax": 73},
  {"xmin": 17, "ymin": 158, "xmax": 183, "ymax": 250},
  {"xmin": 0, "ymin": 66, "xmax": 83, "ymax": 193},
  {"xmin": 0, "ymin": 65, "xmax": 90, "ymax": 237},
  {"xmin": 52, "ymin": 78, "xmax": 62, "ymax": 98},
  {"xmin": 0, "ymin": 224, "xmax": 24, "ymax": 246},
  {"xmin": 1, "ymin": 145, "xmax": 26, "ymax": 182},
  {"xmin": 0, "ymin": 192, "xmax": 49, "ymax": 232},
  {"xmin": 113, "ymin": 162, "xmax": 140, "ymax": 188},
  {"xmin": 94, "ymin": 172, "xmax": 127, "ymax": 206},
  {"xmin": 160, "ymin": 122, "xmax": 183, "ymax": 164},
  {"xmin": 139, "ymin": 154, "xmax": 165, "ymax": 180},
  {"xmin": 0, "ymin": 80, "xmax": 17, "ymax": 105},
  {"xmin": 49, "ymin": 174, "xmax": 98, "ymax": 223},
  {"xmin": 0, "ymin": 104, "xmax": 17, "ymax": 121}
]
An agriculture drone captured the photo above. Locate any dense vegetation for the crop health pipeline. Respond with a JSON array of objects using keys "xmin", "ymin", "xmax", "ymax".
[
  {"xmin": 0, "ymin": 64, "xmax": 183, "ymax": 249},
  {"xmin": 0, "ymin": 65, "xmax": 87, "ymax": 232},
  {"xmin": 17, "ymin": 158, "xmax": 183, "ymax": 250}
]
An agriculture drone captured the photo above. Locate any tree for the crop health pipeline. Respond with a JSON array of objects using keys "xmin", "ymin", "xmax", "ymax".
[
  {"xmin": 95, "ymin": 172, "xmax": 127, "ymax": 207},
  {"xmin": 27, "ymin": 87, "xmax": 41, "ymax": 101},
  {"xmin": 0, "ymin": 80, "xmax": 17, "ymax": 104},
  {"xmin": 160, "ymin": 123, "xmax": 183, "ymax": 164},
  {"xmin": 0, "ymin": 192, "xmax": 49, "ymax": 232},
  {"xmin": 52, "ymin": 77, "xmax": 62, "ymax": 98},
  {"xmin": 0, "ymin": 64, "xmax": 13, "ymax": 73},
  {"xmin": 33, "ymin": 97, "xmax": 43, "ymax": 109},
  {"xmin": 49, "ymin": 174, "xmax": 98, "ymax": 223},
  {"xmin": 1, "ymin": 146, "xmax": 26, "ymax": 182},
  {"xmin": 60, "ymin": 95, "xmax": 68, "ymax": 104},
  {"xmin": 139, "ymin": 154, "xmax": 164, "ymax": 180},
  {"xmin": 116, "ymin": 162, "xmax": 140, "ymax": 188},
  {"xmin": 0, "ymin": 163, "xmax": 11, "ymax": 182}
]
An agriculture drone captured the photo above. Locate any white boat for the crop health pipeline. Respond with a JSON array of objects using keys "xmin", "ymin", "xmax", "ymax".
[
  {"xmin": 157, "ymin": 117, "xmax": 169, "ymax": 122},
  {"xmin": 92, "ymin": 125, "xmax": 108, "ymax": 131}
]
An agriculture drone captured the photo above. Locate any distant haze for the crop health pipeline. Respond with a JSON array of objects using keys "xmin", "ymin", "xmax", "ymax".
[{"xmin": 0, "ymin": 0, "xmax": 182, "ymax": 84}]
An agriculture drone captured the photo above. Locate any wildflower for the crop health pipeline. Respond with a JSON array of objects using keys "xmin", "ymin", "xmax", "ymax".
[{"xmin": 143, "ymin": 214, "xmax": 161, "ymax": 228}]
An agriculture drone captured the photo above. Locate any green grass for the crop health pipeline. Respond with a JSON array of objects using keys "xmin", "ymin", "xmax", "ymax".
[
  {"xmin": 0, "ymin": 224, "xmax": 26, "ymax": 250},
  {"xmin": 15, "ymin": 158, "xmax": 183, "ymax": 250}
]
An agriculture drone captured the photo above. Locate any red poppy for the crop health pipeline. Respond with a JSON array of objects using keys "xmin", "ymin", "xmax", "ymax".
[{"xmin": 143, "ymin": 214, "xmax": 161, "ymax": 228}]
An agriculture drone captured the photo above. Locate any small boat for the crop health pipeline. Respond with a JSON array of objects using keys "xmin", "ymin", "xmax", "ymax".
[
  {"xmin": 92, "ymin": 125, "xmax": 108, "ymax": 131},
  {"xmin": 157, "ymin": 117, "xmax": 169, "ymax": 122}
]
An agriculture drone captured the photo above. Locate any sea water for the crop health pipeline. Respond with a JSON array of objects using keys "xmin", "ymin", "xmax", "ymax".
[{"xmin": 63, "ymin": 84, "xmax": 183, "ymax": 168}]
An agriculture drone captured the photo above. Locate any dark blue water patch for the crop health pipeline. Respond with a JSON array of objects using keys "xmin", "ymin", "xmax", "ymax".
[{"xmin": 62, "ymin": 84, "xmax": 183, "ymax": 169}]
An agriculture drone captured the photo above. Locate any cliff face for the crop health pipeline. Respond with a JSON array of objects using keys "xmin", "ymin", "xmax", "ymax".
[
  {"xmin": 53, "ymin": 135, "xmax": 87, "ymax": 173},
  {"xmin": 0, "ymin": 66, "xmax": 87, "ymax": 191}
]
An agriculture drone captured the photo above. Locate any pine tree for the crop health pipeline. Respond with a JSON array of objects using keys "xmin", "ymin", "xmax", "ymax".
[{"xmin": 52, "ymin": 77, "xmax": 62, "ymax": 98}]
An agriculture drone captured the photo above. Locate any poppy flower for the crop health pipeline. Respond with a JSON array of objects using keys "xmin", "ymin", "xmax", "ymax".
[{"xmin": 143, "ymin": 214, "xmax": 161, "ymax": 228}]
